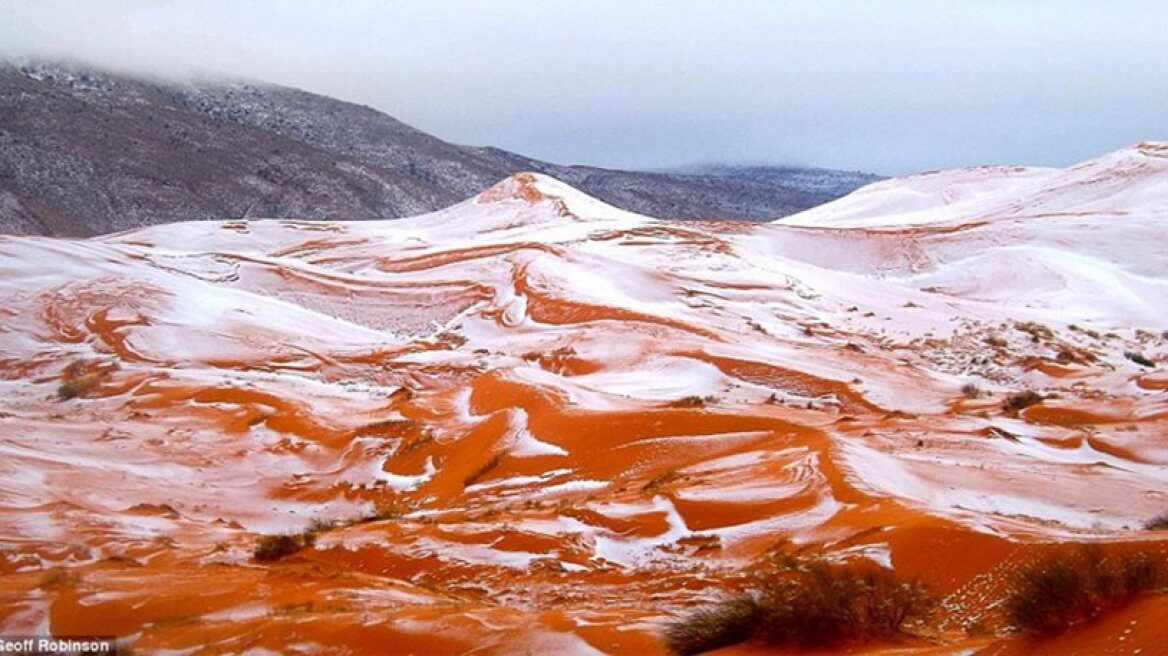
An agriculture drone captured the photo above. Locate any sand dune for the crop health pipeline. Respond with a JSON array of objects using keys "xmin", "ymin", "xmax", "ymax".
[{"xmin": 1, "ymin": 152, "xmax": 1167, "ymax": 653}]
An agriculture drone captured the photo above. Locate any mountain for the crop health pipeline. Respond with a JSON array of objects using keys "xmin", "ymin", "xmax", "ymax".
[
  {"xmin": 0, "ymin": 62, "xmax": 878, "ymax": 237},
  {"xmin": 1, "ymin": 146, "xmax": 1165, "ymax": 653},
  {"xmin": 675, "ymin": 163, "xmax": 883, "ymax": 197}
]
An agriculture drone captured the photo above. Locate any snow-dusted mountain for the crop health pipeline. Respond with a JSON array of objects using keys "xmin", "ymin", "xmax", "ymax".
[
  {"xmin": 679, "ymin": 163, "xmax": 883, "ymax": 197},
  {"xmin": 0, "ymin": 62, "xmax": 879, "ymax": 237}
]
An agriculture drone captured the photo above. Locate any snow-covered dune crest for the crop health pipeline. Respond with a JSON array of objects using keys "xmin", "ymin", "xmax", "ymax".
[{"xmin": 780, "ymin": 141, "xmax": 1168, "ymax": 229}]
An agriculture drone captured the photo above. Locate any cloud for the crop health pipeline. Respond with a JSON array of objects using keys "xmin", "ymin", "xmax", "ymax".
[{"xmin": 2, "ymin": 0, "xmax": 1166, "ymax": 174}]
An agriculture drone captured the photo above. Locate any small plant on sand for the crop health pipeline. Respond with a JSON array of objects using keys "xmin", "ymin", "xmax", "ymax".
[
  {"xmin": 663, "ymin": 553, "xmax": 932, "ymax": 655},
  {"xmin": 57, "ymin": 379, "xmax": 85, "ymax": 400},
  {"xmin": 1003, "ymin": 391, "xmax": 1044, "ymax": 414},
  {"xmin": 672, "ymin": 396, "xmax": 717, "ymax": 409},
  {"xmin": 665, "ymin": 595, "xmax": 760, "ymax": 655},
  {"xmin": 1144, "ymin": 513, "xmax": 1168, "ymax": 531},
  {"xmin": 1005, "ymin": 547, "xmax": 1165, "ymax": 634},
  {"xmin": 1014, "ymin": 321, "xmax": 1054, "ymax": 342},
  {"xmin": 306, "ymin": 517, "xmax": 337, "ymax": 533},
  {"xmin": 55, "ymin": 360, "xmax": 117, "ymax": 400},
  {"xmin": 984, "ymin": 334, "xmax": 1008, "ymax": 349},
  {"xmin": 346, "ymin": 497, "xmax": 418, "ymax": 524},
  {"xmin": 57, "ymin": 374, "xmax": 100, "ymax": 400},
  {"xmin": 961, "ymin": 383, "xmax": 982, "ymax": 399},
  {"xmin": 257, "ymin": 499, "xmax": 418, "ymax": 561},
  {"xmin": 1125, "ymin": 351, "xmax": 1155, "ymax": 368},
  {"xmin": 253, "ymin": 531, "xmax": 317, "ymax": 562},
  {"xmin": 463, "ymin": 453, "xmax": 503, "ymax": 487}
]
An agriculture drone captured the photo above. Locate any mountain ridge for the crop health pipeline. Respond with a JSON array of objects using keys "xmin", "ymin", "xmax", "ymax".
[{"xmin": 0, "ymin": 61, "xmax": 881, "ymax": 237}]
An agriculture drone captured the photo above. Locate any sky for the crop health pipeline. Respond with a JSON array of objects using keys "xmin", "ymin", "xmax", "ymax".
[{"xmin": 1, "ymin": 0, "xmax": 1165, "ymax": 175}]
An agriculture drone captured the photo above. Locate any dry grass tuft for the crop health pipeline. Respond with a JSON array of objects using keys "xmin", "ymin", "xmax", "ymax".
[
  {"xmin": 253, "ymin": 532, "xmax": 316, "ymax": 562},
  {"xmin": 1144, "ymin": 513, "xmax": 1168, "ymax": 531},
  {"xmin": 1003, "ymin": 391, "xmax": 1044, "ymax": 414},
  {"xmin": 1006, "ymin": 547, "xmax": 1165, "ymax": 634},
  {"xmin": 664, "ymin": 554, "xmax": 932, "ymax": 654}
]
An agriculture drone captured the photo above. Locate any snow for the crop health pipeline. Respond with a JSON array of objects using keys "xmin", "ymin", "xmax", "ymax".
[
  {"xmin": 373, "ymin": 456, "xmax": 437, "ymax": 492},
  {"xmin": 568, "ymin": 356, "xmax": 726, "ymax": 401},
  {"xmin": 2, "ymin": 144, "xmax": 1168, "ymax": 651},
  {"xmin": 778, "ymin": 165, "xmax": 1059, "ymax": 229},
  {"xmin": 592, "ymin": 496, "xmax": 691, "ymax": 567},
  {"xmin": 838, "ymin": 438, "xmax": 1162, "ymax": 533},
  {"xmin": 781, "ymin": 142, "xmax": 1168, "ymax": 230},
  {"xmin": 504, "ymin": 409, "xmax": 568, "ymax": 457}
]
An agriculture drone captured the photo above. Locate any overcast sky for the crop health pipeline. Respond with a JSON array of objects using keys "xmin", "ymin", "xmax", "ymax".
[{"xmin": 2, "ymin": 0, "xmax": 1165, "ymax": 174}]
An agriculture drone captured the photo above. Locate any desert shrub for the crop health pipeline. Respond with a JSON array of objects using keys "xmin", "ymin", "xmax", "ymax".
[
  {"xmin": 306, "ymin": 517, "xmax": 337, "ymax": 533},
  {"xmin": 1015, "ymin": 322, "xmax": 1054, "ymax": 342},
  {"xmin": 1125, "ymin": 351, "xmax": 1155, "ymax": 368},
  {"xmin": 664, "ymin": 595, "xmax": 760, "ymax": 656},
  {"xmin": 754, "ymin": 560, "xmax": 932, "ymax": 645},
  {"xmin": 1006, "ymin": 547, "xmax": 1165, "ymax": 634},
  {"xmin": 663, "ymin": 557, "xmax": 931, "ymax": 654},
  {"xmin": 1113, "ymin": 554, "xmax": 1162, "ymax": 595},
  {"xmin": 258, "ymin": 502, "xmax": 416, "ymax": 561},
  {"xmin": 361, "ymin": 497, "xmax": 417, "ymax": 522},
  {"xmin": 253, "ymin": 532, "xmax": 316, "ymax": 562},
  {"xmin": 342, "ymin": 498, "xmax": 418, "ymax": 525},
  {"xmin": 672, "ymin": 396, "xmax": 716, "ymax": 408},
  {"xmin": 463, "ymin": 453, "xmax": 503, "ymax": 487},
  {"xmin": 57, "ymin": 374, "xmax": 100, "ymax": 400},
  {"xmin": 985, "ymin": 335, "xmax": 1008, "ymax": 348},
  {"xmin": 57, "ymin": 379, "xmax": 84, "ymax": 400},
  {"xmin": 1144, "ymin": 513, "xmax": 1168, "ymax": 530},
  {"xmin": 1006, "ymin": 554, "xmax": 1093, "ymax": 634},
  {"xmin": 1003, "ymin": 391, "xmax": 1044, "ymax": 413},
  {"xmin": 55, "ymin": 360, "xmax": 118, "ymax": 400},
  {"xmin": 961, "ymin": 383, "xmax": 982, "ymax": 399}
]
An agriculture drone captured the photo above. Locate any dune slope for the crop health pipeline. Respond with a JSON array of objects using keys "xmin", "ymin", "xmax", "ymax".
[{"xmin": 2, "ymin": 151, "xmax": 1167, "ymax": 653}]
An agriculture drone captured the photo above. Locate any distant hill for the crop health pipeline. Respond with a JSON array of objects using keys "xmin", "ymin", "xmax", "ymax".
[
  {"xmin": 677, "ymin": 164, "xmax": 883, "ymax": 197},
  {"xmin": 0, "ymin": 62, "xmax": 880, "ymax": 236}
]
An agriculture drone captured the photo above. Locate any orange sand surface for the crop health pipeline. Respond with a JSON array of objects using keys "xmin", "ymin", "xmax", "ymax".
[{"xmin": 2, "ymin": 173, "xmax": 1166, "ymax": 654}]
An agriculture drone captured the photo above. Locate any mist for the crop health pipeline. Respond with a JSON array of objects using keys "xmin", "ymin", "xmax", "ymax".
[{"xmin": 2, "ymin": 0, "xmax": 1166, "ymax": 174}]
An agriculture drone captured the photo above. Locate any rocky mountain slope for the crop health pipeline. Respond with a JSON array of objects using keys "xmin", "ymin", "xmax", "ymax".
[
  {"xmin": 0, "ymin": 145, "xmax": 1165, "ymax": 653},
  {"xmin": 0, "ymin": 62, "xmax": 879, "ymax": 237}
]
